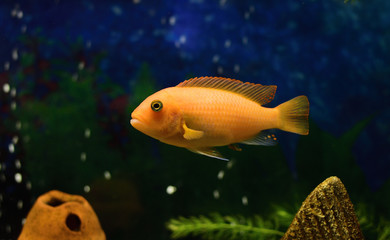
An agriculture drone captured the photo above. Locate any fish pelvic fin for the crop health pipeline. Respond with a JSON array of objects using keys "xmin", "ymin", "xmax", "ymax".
[
  {"xmin": 276, "ymin": 95, "xmax": 309, "ymax": 135},
  {"xmin": 188, "ymin": 148, "xmax": 229, "ymax": 161}
]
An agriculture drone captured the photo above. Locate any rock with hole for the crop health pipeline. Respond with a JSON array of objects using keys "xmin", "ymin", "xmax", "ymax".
[{"xmin": 18, "ymin": 190, "xmax": 105, "ymax": 240}]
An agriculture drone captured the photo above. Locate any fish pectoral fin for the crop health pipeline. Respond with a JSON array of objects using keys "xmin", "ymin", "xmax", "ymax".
[
  {"xmin": 182, "ymin": 122, "xmax": 204, "ymax": 140},
  {"xmin": 188, "ymin": 148, "xmax": 229, "ymax": 161}
]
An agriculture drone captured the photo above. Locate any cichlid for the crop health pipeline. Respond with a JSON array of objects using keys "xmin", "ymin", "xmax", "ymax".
[{"xmin": 130, "ymin": 77, "xmax": 309, "ymax": 160}]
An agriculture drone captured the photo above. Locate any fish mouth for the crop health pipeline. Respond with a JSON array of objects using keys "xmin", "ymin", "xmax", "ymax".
[
  {"xmin": 130, "ymin": 117, "xmax": 143, "ymax": 129},
  {"xmin": 130, "ymin": 118, "xmax": 141, "ymax": 126},
  {"xmin": 130, "ymin": 116, "xmax": 153, "ymax": 137},
  {"xmin": 130, "ymin": 112, "xmax": 145, "ymax": 130}
]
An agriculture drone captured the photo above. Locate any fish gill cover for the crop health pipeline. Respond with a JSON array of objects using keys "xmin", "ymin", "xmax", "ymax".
[{"xmin": 0, "ymin": 0, "xmax": 389, "ymax": 239}]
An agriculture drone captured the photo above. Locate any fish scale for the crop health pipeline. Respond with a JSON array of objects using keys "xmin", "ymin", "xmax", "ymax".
[{"xmin": 167, "ymin": 87, "xmax": 278, "ymax": 146}]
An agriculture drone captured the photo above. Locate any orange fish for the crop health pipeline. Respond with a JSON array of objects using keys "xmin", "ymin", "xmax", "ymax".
[{"xmin": 130, "ymin": 77, "xmax": 309, "ymax": 160}]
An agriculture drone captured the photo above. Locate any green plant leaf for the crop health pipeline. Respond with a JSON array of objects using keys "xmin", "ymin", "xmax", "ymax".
[{"xmin": 167, "ymin": 213, "xmax": 285, "ymax": 240}]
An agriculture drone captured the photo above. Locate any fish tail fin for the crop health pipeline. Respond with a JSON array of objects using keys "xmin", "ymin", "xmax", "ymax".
[{"xmin": 276, "ymin": 95, "xmax": 309, "ymax": 135}]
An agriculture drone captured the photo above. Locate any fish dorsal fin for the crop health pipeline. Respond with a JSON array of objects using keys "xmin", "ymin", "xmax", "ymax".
[{"xmin": 176, "ymin": 77, "xmax": 277, "ymax": 105}]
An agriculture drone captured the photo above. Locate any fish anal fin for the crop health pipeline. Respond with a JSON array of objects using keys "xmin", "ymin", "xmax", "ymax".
[
  {"xmin": 188, "ymin": 148, "xmax": 229, "ymax": 161},
  {"xmin": 228, "ymin": 144, "xmax": 242, "ymax": 151},
  {"xmin": 183, "ymin": 122, "xmax": 204, "ymax": 140},
  {"xmin": 241, "ymin": 131, "xmax": 278, "ymax": 146},
  {"xmin": 177, "ymin": 77, "xmax": 277, "ymax": 105}
]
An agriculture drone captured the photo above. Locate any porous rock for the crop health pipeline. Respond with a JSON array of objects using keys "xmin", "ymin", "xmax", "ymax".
[{"xmin": 18, "ymin": 190, "xmax": 105, "ymax": 240}]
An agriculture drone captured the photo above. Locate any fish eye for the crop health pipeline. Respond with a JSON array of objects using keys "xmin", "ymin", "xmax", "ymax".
[{"xmin": 151, "ymin": 100, "xmax": 163, "ymax": 112}]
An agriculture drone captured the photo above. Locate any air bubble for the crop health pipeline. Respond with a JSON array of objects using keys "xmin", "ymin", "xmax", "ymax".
[
  {"xmin": 78, "ymin": 62, "xmax": 85, "ymax": 70},
  {"xmin": 84, "ymin": 185, "xmax": 90, "ymax": 193},
  {"xmin": 227, "ymin": 160, "xmax": 233, "ymax": 169},
  {"xmin": 16, "ymin": 10, "xmax": 23, "ymax": 19},
  {"xmin": 104, "ymin": 171, "xmax": 111, "ymax": 180},
  {"xmin": 80, "ymin": 152, "xmax": 86, "ymax": 162},
  {"xmin": 111, "ymin": 5, "xmax": 123, "ymax": 16},
  {"xmin": 242, "ymin": 196, "xmax": 248, "ymax": 206},
  {"xmin": 217, "ymin": 170, "xmax": 224, "ymax": 180},
  {"xmin": 11, "ymin": 88, "xmax": 17, "ymax": 97},
  {"xmin": 224, "ymin": 39, "xmax": 231, "ymax": 48},
  {"xmin": 26, "ymin": 181, "xmax": 32, "ymax": 190},
  {"xmin": 234, "ymin": 64, "xmax": 240, "ymax": 73},
  {"xmin": 179, "ymin": 35, "xmax": 187, "ymax": 44},
  {"xmin": 11, "ymin": 9, "xmax": 17, "ymax": 17},
  {"xmin": 84, "ymin": 128, "xmax": 91, "ymax": 138},
  {"xmin": 9, "ymin": 143, "xmax": 15, "ymax": 153},
  {"xmin": 11, "ymin": 101, "xmax": 17, "ymax": 110},
  {"xmin": 15, "ymin": 173, "xmax": 22, "ymax": 183},
  {"xmin": 213, "ymin": 190, "xmax": 220, "ymax": 199},
  {"xmin": 4, "ymin": 62, "xmax": 10, "ymax": 71},
  {"xmin": 217, "ymin": 66, "xmax": 223, "ymax": 74},
  {"xmin": 166, "ymin": 185, "xmax": 177, "ymax": 195},
  {"xmin": 12, "ymin": 48, "xmax": 18, "ymax": 61},
  {"xmin": 17, "ymin": 200, "xmax": 23, "ymax": 209},
  {"xmin": 3, "ymin": 83, "xmax": 10, "ymax": 93},
  {"xmin": 169, "ymin": 16, "xmax": 176, "ymax": 26},
  {"xmin": 15, "ymin": 159, "xmax": 21, "ymax": 169},
  {"xmin": 212, "ymin": 55, "xmax": 220, "ymax": 63}
]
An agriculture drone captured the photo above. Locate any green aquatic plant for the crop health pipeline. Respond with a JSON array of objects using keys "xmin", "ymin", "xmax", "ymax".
[
  {"xmin": 167, "ymin": 213, "xmax": 287, "ymax": 240},
  {"xmin": 167, "ymin": 205, "xmax": 296, "ymax": 240},
  {"xmin": 377, "ymin": 219, "xmax": 390, "ymax": 240},
  {"xmin": 13, "ymin": 71, "xmax": 120, "ymax": 194},
  {"xmin": 8, "ymin": 42, "xmax": 126, "ymax": 194},
  {"xmin": 355, "ymin": 178, "xmax": 390, "ymax": 240}
]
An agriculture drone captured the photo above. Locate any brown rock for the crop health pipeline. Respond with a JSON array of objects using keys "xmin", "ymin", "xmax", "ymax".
[
  {"xmin": 18, "ymin": 190, "xmax": 105, "ymax": 240},
  {"xmin": 281, "ymin": 176, "xmax": 364, "ymax": 240}
]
